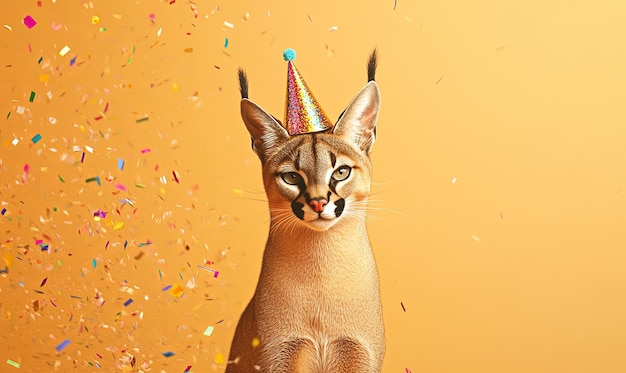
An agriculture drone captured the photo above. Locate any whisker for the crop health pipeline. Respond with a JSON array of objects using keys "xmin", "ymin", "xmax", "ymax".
[{"xmin": 240, "ymin": 197, "xmax": 269, "ymax": 204}]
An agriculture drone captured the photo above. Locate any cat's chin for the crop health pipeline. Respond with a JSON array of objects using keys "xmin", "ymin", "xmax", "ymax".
[{"xmin": 301, "ymin": 216, "xmax": 339, "ymax": 232}]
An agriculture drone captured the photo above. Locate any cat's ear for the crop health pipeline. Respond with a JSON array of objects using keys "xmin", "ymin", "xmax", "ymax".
[
  {"xmin": 240, "ymin": 98, "xmax": 290, "ymax": 162},
  {"xmin": 333, "ymin": 81, "xmax": 380, "ymax": 154}
]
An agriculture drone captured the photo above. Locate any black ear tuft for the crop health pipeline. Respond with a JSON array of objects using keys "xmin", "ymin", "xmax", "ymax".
[
  {"xmin": 238, "ymin": 68, "xmax": 249, "ymax": 99},
  {"xmin": 367, "ymin": 48, "xmax": 378, "ymax": 82}
]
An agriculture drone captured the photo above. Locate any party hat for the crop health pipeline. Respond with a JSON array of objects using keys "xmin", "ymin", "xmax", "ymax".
[{"xmin": 283, "ymin": 48, "xmax": 333, "ymax": 135}]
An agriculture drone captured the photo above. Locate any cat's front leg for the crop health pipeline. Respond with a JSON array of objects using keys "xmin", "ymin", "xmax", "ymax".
[
  {"xmin": 326, "ymin": 337, "xmax": 380, "ymax": 373},
  {"xmin": 261, "ymin": 338, "xmax": 317, "ymax": 373}
]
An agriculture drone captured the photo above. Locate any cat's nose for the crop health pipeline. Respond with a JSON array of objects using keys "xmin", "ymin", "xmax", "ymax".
[{"xmin": 309, "ymin": 198, "xmax": 328, "ymax": 213}]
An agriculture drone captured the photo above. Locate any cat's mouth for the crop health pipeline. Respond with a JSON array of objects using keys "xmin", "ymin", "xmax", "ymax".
[{"xmin": 301, "ymin": 214, "xmax": 340, "ymax": 231}]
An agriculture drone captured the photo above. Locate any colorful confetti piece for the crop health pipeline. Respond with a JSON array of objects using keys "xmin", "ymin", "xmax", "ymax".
[
  {"xmin": 31, "ymin": 134, "xmax": 41, "ymax": 144},
  {"xmin": 23, "ymin": 15, "xmax": 37, "ymax": 29},
  {"xmin": 55, "ymin": 339, "xmax": 71, "ymax": 352},
  {"xmin": 6, "ymin": 359, "xmax": 20, "ymax": 369},
  {"xmin": 203, "ymin": 325, "xmax": 215, "ymax": 336},
  {"xmin": 58, "ymin": 45, "xmax": 71, "ymax": 56},
  {"xmin": 161, "ymin": 351, "xmax": 175, "ymax": 357},
  {"xmin": 251, "ymin": 337, "xmax": 260, "ymax": 348},
  {"xmin": 214, "ymin": 352, "xmax": 225, "ymax": 364},
  {"xmin": 123, "ymin": 298, "xmax": 134, "ymax": 307}
]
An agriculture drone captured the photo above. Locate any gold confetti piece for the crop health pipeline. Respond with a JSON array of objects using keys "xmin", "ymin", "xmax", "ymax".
[
  {"xmin": 3, "ymin": 25, "xmax": 12, "ymax": 31},
  {"xmin": 39, "ymin": 74, "xmax": 50, "ymax": 83},
  {"xmin": 224, "ymin": 21, "xmax": 234, "ymax": 28},
  {"xmin": 215, "ymin": 352, "xmax": 225, "ymax": 364},
  {"xmin": 233, "ymin": 188, "xmax": 243, "ymax": 196},
  {"xmin": 91, "ymin": 15, "xmax": 100, "ymax": 24},
  {"xmin": 113, "ymin": 221, "xmax": 124, "ymax": 230},
  {"xmin": 471, "ymin": 235, "xmax": 481, "ymax": 242},
  {"xmin": 59, "ymin": 45, "xmax": 71, "ymax": 56},
  {"xmin": 3, "ymin": 252, "xmax": 14, "ymax": 268},
  {"xmin": 172, "ymin": 83, "xmax": 179, "ymax": 92},
  {"xmin": 169, "ymin": 283, "xmax": 184, "ymax": 297},
  {"xmin": 251, "ymin": 337, "xmax": 260, "ymax": 348}
]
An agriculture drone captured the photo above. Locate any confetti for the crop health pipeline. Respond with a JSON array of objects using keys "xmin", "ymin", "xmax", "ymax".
[
  {"xmin": 6, "ymin": 359, "xmax": 20, "ymax": 368},
  {"xmin": 92, "ymin": 259, "xmax": 97, "ymax": 268},
  {"xmin": 117, "ymin": 158, "xmax": 125, "ymax": 170},
  {"xmin": 214, "ymin": 352, "xmax": 224, "ymax": 364},
  {"xmin": 169, "ymin": 283, "xmax": 184, "ymax": 297},
  {"xmin": 224, "ymin": 37, "xmax": 229, "ymax": 48},
  {"xmin": 23, "ymin": 15, "xmax": 37, "ymax": 29},
  {"xmin": 70, "ymin": 56, "xmax": 77, "ymax": 66},
  {"xmin": 203, "ymin": 325, "xmax": 215, "ymax": 336},
  {"xmin": 140, "ymin": 148, "xmax": 151, "ymax": 154},
  {"xmin": 184, "ymin": 366, "xmax": 192, "ymax": 373},
  {"xmin": 31, "ymin": 134, "xmax": 42, "ymax": 144},
  {"xmin": 29, "ymin": 91, "xmax": 35, "ymax": 102},
  {"xmin": 58, "ymin": 45, "xmax": 71, "ymax": 56},
  {"xmin": 172, "ymin": 170, "xmax": 180, "ymax": 183},
  {"xmin": 55, "ymin": 339, "xmax": 71, "ymax": 352},
  {"xmin": 40, "ymin": 277, "xmax": 48, "ymax": 287},
  {"xmin": 91, "ymin": 15, "xmax": 100, "ymax": 24},
  {"xmin": 401, "ymin": 302, "xmax": 406, "ymax": 312},
  {"xmin": 135, "ymin": 116, "xmax": 149, "ymax": 123},
  {"xmin": 224, "ymin": 21, "xmax": 234, "ymax": 28},
  {"xmin": 85, "ymin": 176, "xmax": 101, "ymax": 186},
  {"xmin": 123, "ymin": 298, "xmax": 134, "ymax": 307},
  {"xmin": 251, "ymin": 337, "xmax": 260, "ymax": 348},
  {"xmin": 1, "ymin": 208, "xmax": 6, "ymax": 215},
  {"xmin": 328, "ymin": 25, "xmax": 338, "ymax": 31},
  {"xmin": 161, "ymin": 351, "xmax": 175, "ymax": 357}
]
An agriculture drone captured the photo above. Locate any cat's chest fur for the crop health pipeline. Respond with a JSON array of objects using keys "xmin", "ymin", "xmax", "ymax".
[{"xmin": 254, "ymin": 230, "xmax": 382, "ymax": 337}]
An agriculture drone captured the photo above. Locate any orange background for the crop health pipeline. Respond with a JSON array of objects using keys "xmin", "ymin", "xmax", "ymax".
[{"xmin": 2, "ymin": 1, "xmax": 626, "ymax": 372}]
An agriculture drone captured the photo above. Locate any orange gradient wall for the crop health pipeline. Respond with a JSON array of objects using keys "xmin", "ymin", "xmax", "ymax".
[{"xmin": 2, "ymin": 1, "xmax": 626, "ymax": 372}]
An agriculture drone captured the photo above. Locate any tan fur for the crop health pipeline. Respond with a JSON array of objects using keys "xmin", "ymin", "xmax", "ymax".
[{"xmin": 226, "ymin": 74, "xmax": 384, "ymax": 372}]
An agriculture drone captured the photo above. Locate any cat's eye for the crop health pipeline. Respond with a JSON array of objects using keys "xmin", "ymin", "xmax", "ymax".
[
  {"xmin": 280, "ymin": 172, "xmax": 303, "ymax": 185},
  {"xmin": 331, "ymin": 166, "xmax": 351, "ymax": 181}
]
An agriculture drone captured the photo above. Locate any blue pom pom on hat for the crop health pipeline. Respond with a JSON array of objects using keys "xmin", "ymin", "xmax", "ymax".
[{"xmin": 283, "ymin": 48, "xmax": 296, "ymax": 61}]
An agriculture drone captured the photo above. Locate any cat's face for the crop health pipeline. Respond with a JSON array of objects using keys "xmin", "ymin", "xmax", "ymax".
[
  {"xmin": 263, "ymin": 133, "xmax": 372, "ymax": 231},
  {"xmin": 238, "ymin": 50, "xmax": 380, "ymax": 232},
  {"xmin": 239, "ymin": 79, "xmax": 380, "ymax": 232}
]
